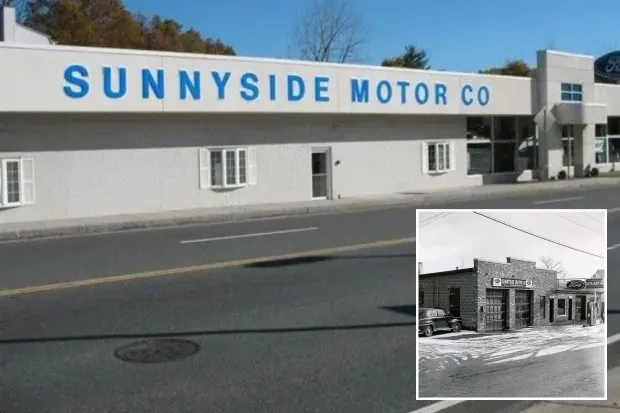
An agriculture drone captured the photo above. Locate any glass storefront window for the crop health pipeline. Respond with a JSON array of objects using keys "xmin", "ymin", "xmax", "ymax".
[
  {"xmin": 467, "ymin": 117, "xmax": 492, "ymax": 140},
  {"xmin": 493, "ymin": 116, "xmax": 517, "ymax": 141},
  {"xmin": 609, "ymin": 117, "xmax": 620, "ymax": 136},
  {"xmin": 517, "ymin": 116, "xmax": 536, "ymax": 170},
  {"xmin": 609, "ymin": 137, "xmax": 620, "ymax": 163},
  {"xmin": 596, "ymin": 124, "xmax": 608, "ymax": 164},
  {"xmin": 467, "ymin": 142, "xmax": 492, "ymax": 175},
  {"xmin": 493, "ymin": 142, "xmax": 516, "ymax": 172}
]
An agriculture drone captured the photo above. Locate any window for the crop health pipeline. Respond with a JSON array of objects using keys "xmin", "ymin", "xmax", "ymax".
[
  {"xmin": 517, "ymin": 116, "xmax": 537, "ymax": 170},
  {"xmin": 424, "ymin": 142, "xmax": 452, "ymax": 173},
  {"xmin": 199, "ymin": 147, "xmax": 256, "ymax": 189},
  {"xmin": 558, "ymin": 299, "xmax": 566, "ymax": 316},
  {"xmin": 436, "ymin": 309, "xmax": 446, "ymax": 317},
  {"xmin": 428, "ymin": 310, "xmax": 438, "ymax": 317},
  {"xmin": 0, "ymin": 158, "xmax": 35, "ymax": 207},
  {"xmin": 596, "ymin": 124, "xmax": 608, "ymax": 164},
  {"xmin": 540, "ymin": 296, "xmax": 546, "ymax": 319},
  {"xmin": 561, "ymin": 83, "xmax": 583, "ymax": 102}
]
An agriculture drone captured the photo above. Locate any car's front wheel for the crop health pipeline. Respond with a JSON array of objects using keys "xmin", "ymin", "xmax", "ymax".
[
  {"xmin": 451, "ymin": 323, "xmax": 462, "ymax": 332},
  {"xmin": 423, "ymin": 326, "xmax": 434, "ymax": 337}
]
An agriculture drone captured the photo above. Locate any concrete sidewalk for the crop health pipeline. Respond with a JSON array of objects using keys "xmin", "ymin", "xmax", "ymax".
[
  {"xmin": 516, "ymin": 366, "xmax": 619, "ymax": 412},
  {"xmin": 1, "ymin": 177, "xmax": 619, "ymax": 242}
]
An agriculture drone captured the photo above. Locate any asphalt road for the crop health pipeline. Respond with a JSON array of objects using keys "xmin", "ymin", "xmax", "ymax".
[{"xmin": 1, "ymin": 184, "xmax": 620, "ymax": 413}]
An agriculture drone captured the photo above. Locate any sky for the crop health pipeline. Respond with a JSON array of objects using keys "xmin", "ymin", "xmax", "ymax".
[
  {"xmin": 122, "ymin": 0, "xmax": 619, "ymax": 72},
  {"xmin": 417, "ymin": 210, "xmax": 606, "ymax": 279}
]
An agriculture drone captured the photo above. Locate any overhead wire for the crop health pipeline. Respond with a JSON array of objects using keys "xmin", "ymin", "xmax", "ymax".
[{"xmin": 472, "ymin": 211, "xmax": 603, "ymax": 258}]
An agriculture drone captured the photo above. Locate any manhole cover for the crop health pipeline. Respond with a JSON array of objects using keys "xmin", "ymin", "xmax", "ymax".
[{"xmin": 114, "ymin": 339, "xmax": 200, "ymax": 364}]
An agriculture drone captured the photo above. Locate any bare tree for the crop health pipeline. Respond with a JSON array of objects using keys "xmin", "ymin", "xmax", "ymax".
[
  {"xmin": 540, "ymin": 256, "xmax": 568, "ymax": 279},
  {"xmin": 292, "ymin": 0, "xmax": 368, "ymax": 63}
]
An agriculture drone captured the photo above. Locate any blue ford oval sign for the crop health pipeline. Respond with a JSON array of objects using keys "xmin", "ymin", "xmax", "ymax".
[{"xmin": 595, "ymin": 51, "xmax": 620, "ymax": 81}]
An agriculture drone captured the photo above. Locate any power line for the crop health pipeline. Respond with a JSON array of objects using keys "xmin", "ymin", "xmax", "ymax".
[
  {"xmin": 583, "ymin": 213, "xmax": 603, "ymax": 224},
  {"xmin": 472, "ymin": 211, "xmax": 604, "ymax": 258},
  {"xmin": 420, "ymin": 212, "xmax": 452, "ymax": 228},
  {"xmin": 554, "ymin": 212, "xmax": 603, "ymax": 235}
]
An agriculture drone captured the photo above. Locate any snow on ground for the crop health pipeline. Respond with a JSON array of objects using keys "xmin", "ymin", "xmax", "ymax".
[{"xmin": 418, "ymin": 324, "xmax": 605, "ymax": 365}]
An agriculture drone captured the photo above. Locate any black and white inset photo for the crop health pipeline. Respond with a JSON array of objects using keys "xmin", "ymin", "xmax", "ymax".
[{"xmin": 416, "ymin": 209, "xmax": 607, "ymax": 401}]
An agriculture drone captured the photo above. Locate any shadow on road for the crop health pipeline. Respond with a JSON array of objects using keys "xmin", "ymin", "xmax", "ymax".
[
  {"xmin": 0, "ymin": 320, "xmax": 415, "ymax": 345},
  {"xmin": 381, "ymin": 305, "xmax": 416, "ymax": 317},
  {"xmin": 244, "ymin": 254, "xmax": 415, "ymax": 268}
]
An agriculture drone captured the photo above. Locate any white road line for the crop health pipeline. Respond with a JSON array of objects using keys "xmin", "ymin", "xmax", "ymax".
[
  {"xmin": 179, "ymin": 227, "xmax": 319, "ymax": 244},
  {"xmin": 533, "ymin": 196, "xmax": 584, "ymax": 205},
  {"xmin": 407, "ymin": 400, "xmax": 466, "ymax": 413},
  {"xmin": 571, "ymin": 342, "xmax": 605, "ymax": 351},
  {"xmin": 608, "ymin": 243, "xmax": 620, "ymax": 251},
  {"xmin": 609, "ymin": 332, "xmax": 620, "ymax": 344}
]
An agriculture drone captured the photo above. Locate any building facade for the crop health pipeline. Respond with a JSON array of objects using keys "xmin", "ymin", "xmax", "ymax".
[
  {"xmin": 418, "ymin": 257, "xmax": 603, "ymax": 333},
  {"xmin": 0, "ymin": 7, "xmax": 619, "ymax": 224}
]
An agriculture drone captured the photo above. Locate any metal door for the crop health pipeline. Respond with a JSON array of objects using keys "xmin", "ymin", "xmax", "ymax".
[
  {"xmin": 486, "ymin": 289, "xmax": 507, "ymax": 331},
  {"xmin": 515, "ymin": 290, "xmax": 532, "ymax": 329},
  {"xmin": 311, "ymin": 149, "xmax": 331, "ymax": 199}
]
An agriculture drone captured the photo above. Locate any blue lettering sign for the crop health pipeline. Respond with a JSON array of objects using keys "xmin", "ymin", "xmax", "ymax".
[
  {"xmin": 314, "ymin": 76, "xmax": 330, "ymax": 102},
  {"xmin": 396, "ymin": 81, "xmax": 410, "ymax": 104},
  {"xmin": 414, "ymin": 82, "xmax": 429, "ymax": 105},
  {"xmin": 287, "ymin": 75, "xmax": 305, "ymax": 102},
  {"xmin": 142, "ymin": 69, "xmax": 164, "ymax": 99},
  {"xmin": 240, "ymin": 72, "xmax": 259, "ymax": 101},
  {"xmin": 103, "ymin": 66, "xmax": 127, "ymax": 99},
  {"xmin": 461, "ymin": 84, "xmax": 474, "ymax": 106},
  {"xmin": 179, "ymin": 70, "xmax": 201, "ymax": 100},
  {"xmin": 377, "ymin": 80, "xmax": 392, "ymax": 104},
  {"xmin": 60, "ymin": 65, "xmax": 492, "ymax": 109},
  {"xmin": 211, "ymin": 71, "xmax": 231, "ymax": 100},
  {"xmin": 478, "ymin": 85, "xmax": 490, "ymax": 106},
  {"xmin": 435, "ymin": 83, "xmax": 447, "ymax": 105},
  {"xmin": 351, "ymin": 79, "xmax": 369, "ymax": 103},
  {"xmin": 461, "ymin": 84, "xmax": 490, "ymax": 106},
  {"xmin": 63, "ymin": 64, "xmax": 89, "ymax": 99},
  {"xmin": 269, "ymin": 74, "xmax": 277, "ymax": 101}
]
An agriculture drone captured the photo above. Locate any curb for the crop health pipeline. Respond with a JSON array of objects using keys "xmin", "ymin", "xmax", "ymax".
[{"xmin": 2, "ymin": 178, "xmax": 620, "ymax": 242}]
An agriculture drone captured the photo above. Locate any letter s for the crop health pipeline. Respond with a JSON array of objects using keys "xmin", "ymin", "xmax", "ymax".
[{"xmin": 63, "ymin": 64, "xmax": 90, "ymax": 99}]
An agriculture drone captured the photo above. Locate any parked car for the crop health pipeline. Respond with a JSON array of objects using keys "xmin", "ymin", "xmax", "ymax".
[{"xmin": 418, "ymin": 307, "xmax": 462, "ymax": 337}]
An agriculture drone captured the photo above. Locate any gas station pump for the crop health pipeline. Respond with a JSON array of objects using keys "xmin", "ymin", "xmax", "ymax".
[{"xmin": 585, "ymin": 301, "xmax": 596, "ymax": 326}]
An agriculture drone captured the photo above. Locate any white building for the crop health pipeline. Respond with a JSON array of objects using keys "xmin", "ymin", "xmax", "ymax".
[{"xmin": 0, "ymin": 8, "xmax": 619, "ymax": 225}]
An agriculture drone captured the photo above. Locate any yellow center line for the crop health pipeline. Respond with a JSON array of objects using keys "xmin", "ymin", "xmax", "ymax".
[{"xmin": 0, "ymin": 237, "xmax": 416, "ymax": 297}]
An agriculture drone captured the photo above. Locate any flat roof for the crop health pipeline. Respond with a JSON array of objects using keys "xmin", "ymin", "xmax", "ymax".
[{"xmin": 419, "ymin": 268, "xmax": 474, "ymax": 277}]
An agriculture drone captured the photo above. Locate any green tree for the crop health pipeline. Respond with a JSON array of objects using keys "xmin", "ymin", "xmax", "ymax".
[
  {"xmin": 24, "ymin": 0, "xmax": 235, "ymax": 55},
  {"xmin": 479, "ymin": 59, "xmax": 533, "ymax": 77},
  {"xmin": 381, "ymin": 45, "xmax": 430, "ymax": 69}
]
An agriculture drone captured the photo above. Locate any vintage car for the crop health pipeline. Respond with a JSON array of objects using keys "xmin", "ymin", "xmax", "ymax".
[{"xmin": 418, "ymin": 307, "xmax": 462, "ymax": 337}]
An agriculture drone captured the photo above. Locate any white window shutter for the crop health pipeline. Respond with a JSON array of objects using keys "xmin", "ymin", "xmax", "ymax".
[
  {"xmin": 247, "ymin": 146, "xmax": 258, "ymax": 185},
  {"xmin": 21, "ymin": 158, "xmax": 35, "ymax": 204},
  {"xmin": 421, "ymin": 142, "xmax": 429, "ymax": 174},
  {"xmin": 449, "ymin": 142, "xmax": 457, "ymax": 171},
  {"xmin": 198, "ymin": 148, "xmax": 210, "ymax": 189}
]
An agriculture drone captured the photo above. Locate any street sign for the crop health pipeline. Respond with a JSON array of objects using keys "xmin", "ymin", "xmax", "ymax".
[
  {"xmin": 492, "ymin": 278, "xmax": 532, "ymax": 288},
  {"xmin": 534, "ymin": 107, "xmax": 556, "ymax": 131},
  {"xmin": 565, "ymin": 280, "xmax": 586, "ymax": 290},
  {"xmin": 586, "ymin": 279, "xmax": 604, "ymax": 289}
]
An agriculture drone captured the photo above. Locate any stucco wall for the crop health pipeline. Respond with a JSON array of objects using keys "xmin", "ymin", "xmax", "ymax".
[
  {"xmin": 0, "ymin": 113, "xmax": 475, "ymax": 224},
  {"xmin": 0, "ymin": 43, "xmax": 533, "ymax": 115}
]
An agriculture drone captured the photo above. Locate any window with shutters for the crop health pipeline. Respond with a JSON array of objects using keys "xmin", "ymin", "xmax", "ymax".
[
  {"xmin": 0, "ymin": 157, "xmax": 35, "ymax": 207},
  {"xmin": 199, "ymin": 147, "xmax": 256, "ymax": 189}
]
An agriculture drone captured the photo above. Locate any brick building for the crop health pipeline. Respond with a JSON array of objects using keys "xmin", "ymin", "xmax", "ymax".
[{"xmin": 418, "ymin": 257, "xmax": 603, "ymax": 332}]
